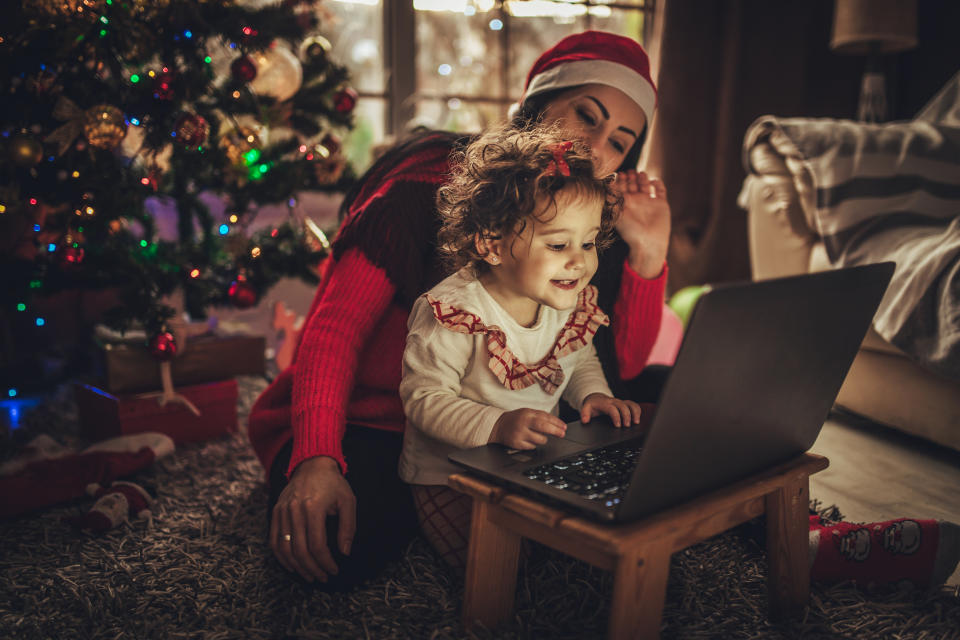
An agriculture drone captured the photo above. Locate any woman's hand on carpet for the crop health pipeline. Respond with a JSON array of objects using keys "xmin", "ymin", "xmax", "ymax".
[{"xmin": 270, "ymin": 455, "xmax": 356, "ymax": 583}]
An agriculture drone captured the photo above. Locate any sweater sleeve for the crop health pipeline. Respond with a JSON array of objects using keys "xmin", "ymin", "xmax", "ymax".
[
  {"xmin": 612, "ymin": 260, "xmax": 668, "ymax": 381},
  {"xmin": 562, "ymin": 343, "xmax": 613, "ymax": 409},
  {"xmin": 288, "ymin": 248, "xmax": 396, "ymax": 476},
  {"xmin": 399, "ymin": 297, "xmax": 504, "ymax": 449}
]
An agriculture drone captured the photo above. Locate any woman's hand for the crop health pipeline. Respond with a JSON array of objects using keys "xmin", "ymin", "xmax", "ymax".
[
  {"xmin": 270, "ymin": 455, "xmax": 356, "ymax": 583},
  {"xmin": 489, "ymin": 408, "xmax": 568, "ymax": 449},
  {"xmin": 614, "ymin": 170, "xmax": 671, "ymax": 279},
  {"xmin": 580, "ymin": 393, "xmax": 643, "ymax": 427}
]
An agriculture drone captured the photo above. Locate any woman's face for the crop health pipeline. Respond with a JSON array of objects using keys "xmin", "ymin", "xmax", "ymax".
[{"xmin": 540, "ymin": 84, "xmax": 647, "ymax": 175}]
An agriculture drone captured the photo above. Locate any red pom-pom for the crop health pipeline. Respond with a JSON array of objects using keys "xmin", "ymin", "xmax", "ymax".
[
  {"xmin": 333, "ymin": 87, "xmax": 358, "ymax": 114},
  {"xmin": 230, "ymin": 56, "xmax": 257, "ymax": 83},
  {"xmin": 228, "ymin": 279, "xmax": 258, "ymax": 309},
  {"xmin": 58, "ymin": 245, "xmax": 85, "ymax": 268},
  {"xmin": 153, "ymin": 71, "xmax": 177, "ymax": 100},
  {"xmin": 173, "ymin": 113, "xmax": 209, "ymax": 146},
  {"xmin": 148, "ymin": 331, "xmax": 177, "ymax": 361}
]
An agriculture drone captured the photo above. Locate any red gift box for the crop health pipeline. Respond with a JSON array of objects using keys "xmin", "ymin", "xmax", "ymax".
[{"xmin": 75, "ymin": 379, "xmax": 238, "ymax": 444}]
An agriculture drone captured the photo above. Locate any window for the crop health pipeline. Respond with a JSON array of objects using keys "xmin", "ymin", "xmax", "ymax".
[{"xmin": 320, "ymin": 1, "xmax": 655, "ymax": 171}]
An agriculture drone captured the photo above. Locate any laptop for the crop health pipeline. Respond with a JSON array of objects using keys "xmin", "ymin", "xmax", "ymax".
[{"xmin": 448, "ymin": 262, "xmax": 895, "ymax": 523}]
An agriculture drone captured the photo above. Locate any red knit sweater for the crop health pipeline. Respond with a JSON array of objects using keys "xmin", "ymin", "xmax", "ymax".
[{"xmin": 247, "ymin": 135, "xmax": 666, "ymax": 477}]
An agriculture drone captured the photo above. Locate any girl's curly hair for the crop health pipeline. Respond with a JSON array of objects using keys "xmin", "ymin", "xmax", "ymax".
[{"xmin": 437, "ymin": 122, "xmax": 623, "ymax": 273}]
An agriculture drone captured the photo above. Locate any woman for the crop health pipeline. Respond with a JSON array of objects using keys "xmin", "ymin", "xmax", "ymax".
[{"xmin": 248, "ymin": 31, "xmax": 670, "ymax": 588}]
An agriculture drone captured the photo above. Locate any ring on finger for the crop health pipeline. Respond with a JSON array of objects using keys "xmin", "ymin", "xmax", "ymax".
[{"xmin": 283, "ymin": 533, "xmax": 292, "ymax": 542}]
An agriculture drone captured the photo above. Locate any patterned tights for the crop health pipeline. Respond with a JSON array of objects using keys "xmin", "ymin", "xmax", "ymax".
[{"xmin": 411, "ymin": 485, "xmax": 473, "ymax": 568}]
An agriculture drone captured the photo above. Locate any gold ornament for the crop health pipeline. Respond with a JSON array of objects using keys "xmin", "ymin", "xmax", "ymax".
[
  {"xmin": 83, "ymin": 104, "xmax": 127, "ymax": 150},
  {"xmin": 9, "ymin": 134, "xmax": 44, "ymax": 167},
  {"xmin": 299, "ymin": 35, "xmax": 332, "ymax": 62},
  {"xmin": 45, "ymin": 96, "xmax": 85, "ymax": 155},
  {"xmin": 219, "ymin": 126, "xmax": 261, "ymax": 166},
  {"xmin": 249, "ymin": 45, "xmax": 303, "ymax": 102}
]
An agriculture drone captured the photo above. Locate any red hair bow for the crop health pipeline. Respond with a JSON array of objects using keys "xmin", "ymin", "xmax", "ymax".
[{"xmin": 544, "ymin": 140, "xmax": 572, "ymax": 177}]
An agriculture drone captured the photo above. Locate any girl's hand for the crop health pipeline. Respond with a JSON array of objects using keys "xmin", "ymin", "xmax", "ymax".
[
  {"xmin": 580, "ymin": 393, "xmax": 643, "ymax": 427},
  {"xmin": 614, "ymin": 170, "xmax": 671, "ymax": 279},
  {"xmin": 490, "ymin": 408, "xmax": 568, "ymax": 449}
]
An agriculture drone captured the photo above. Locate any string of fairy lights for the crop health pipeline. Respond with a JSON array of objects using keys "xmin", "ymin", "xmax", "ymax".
[{"xmin": 1, "ymin": 0, "xmax": 355, "ymax": 372}]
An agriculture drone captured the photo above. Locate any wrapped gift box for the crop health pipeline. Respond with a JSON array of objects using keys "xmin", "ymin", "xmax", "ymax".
[
  {"xmin": 75, "ymin": 379, "xmax": 238, "ymax": 444},
  {"xmin": 99, "ymin": 334, "xmax": 265, "ymax": 394}
]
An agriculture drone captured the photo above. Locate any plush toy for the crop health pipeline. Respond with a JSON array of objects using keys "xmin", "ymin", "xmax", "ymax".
[
  {"xmin": 0, "ymin": 432, "xmax": 173, "ymax": 518},
  {"xmin": 64, "ymin": 481, "xmax": 154, "ymax": 533},
  {"xmin": 809, "ymin": 515, "xmax": 960, "ymax": 588}
]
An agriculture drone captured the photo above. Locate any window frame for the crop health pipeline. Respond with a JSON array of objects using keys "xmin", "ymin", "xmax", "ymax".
[{"xmin": 380, "ymin": 1, "xmax": 657, "ymax": 136}]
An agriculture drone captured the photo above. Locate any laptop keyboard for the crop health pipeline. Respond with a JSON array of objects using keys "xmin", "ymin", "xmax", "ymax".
[{"xmin": 522, "ymin": 442, "xmax": 642, "ymax": 509}]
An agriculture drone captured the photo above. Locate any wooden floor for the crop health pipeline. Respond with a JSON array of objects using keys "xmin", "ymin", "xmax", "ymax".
[{"xmin": 809, "ymin": 411, "xmax": 960, "ymax": 587}]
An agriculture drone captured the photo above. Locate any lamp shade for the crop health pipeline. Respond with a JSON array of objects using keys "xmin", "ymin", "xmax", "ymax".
[{"xmin": 831, "ymin": 0, "xmax": 917, "ymax": 54}]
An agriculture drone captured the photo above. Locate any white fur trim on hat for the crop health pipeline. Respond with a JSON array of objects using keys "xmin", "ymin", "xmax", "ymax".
[{"xmin": 523, "ymin": 59, "xmax": 656, "ymax": 123}]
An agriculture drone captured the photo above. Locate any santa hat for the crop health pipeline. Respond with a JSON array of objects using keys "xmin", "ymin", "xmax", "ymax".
[{"xmin": 518, "ymin": 31, "xmax": 657, "ymax": 124}]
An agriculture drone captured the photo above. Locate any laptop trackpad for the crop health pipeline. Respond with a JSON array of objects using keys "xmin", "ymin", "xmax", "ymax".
[
  {"xmin": 504, "ymin": 436, "xmax": 585, "ymax": 465},
  {"xmin": 563, "ymin": 418, "xmax": 647, "ymax": 446}
]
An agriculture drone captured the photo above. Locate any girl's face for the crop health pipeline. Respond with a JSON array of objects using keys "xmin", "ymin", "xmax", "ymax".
[
  {"xmin": 540, "ymin": 84, "xmax": 647, "ymax": 175},
  {"xmin": 479, "ymin": 188, "xmax": 603, "ymax": 327}
]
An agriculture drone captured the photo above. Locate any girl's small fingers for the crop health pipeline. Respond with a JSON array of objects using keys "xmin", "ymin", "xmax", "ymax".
[
  {"xmin": 605, "ymin": 405, "xmax": 622, "ymax": 428},
  {"xmin": 535, "ymin": 418, "xmax": 566, "ymax": 438},
  {"xmin": 609, "ymin": 402, "xmax": 627, "ymax": 428}
]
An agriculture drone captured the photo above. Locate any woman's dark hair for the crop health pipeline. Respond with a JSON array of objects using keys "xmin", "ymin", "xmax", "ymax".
[
  {"xmin": 436, "ymin": 122, "xmax": 622, "ymax": 274},
  {"xmin": 513, "ymin": 89, "xmax": 648, "ymax": 174}
]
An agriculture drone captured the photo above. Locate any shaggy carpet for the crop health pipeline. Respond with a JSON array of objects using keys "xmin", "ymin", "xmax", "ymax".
[{"xmin": 1, "ymin": 377, "xmax": 958, "ymax": 639}]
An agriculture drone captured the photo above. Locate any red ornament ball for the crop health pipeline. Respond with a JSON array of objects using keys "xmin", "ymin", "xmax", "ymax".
[
  {"xmin": 174, "ymin": 113, "xmax": 209, "ymax": 146},
  {"xmin": 153, "ymin": 71, "xmax": 177, "ymax": 100},
  {"xmin": 333, "ymin": 87, "xmax": 358, "ymax": 114},
  {"xmin": 228, "ymin": 279, "xmax": 258, "ymax": 308},
  {"xmin": 58, "ymin": 245, "xmax": 85, "ymax": 268},
  {"xmin": 148, "ymin": 331, "xmax": 178, "ymax": 361},
  {"xmin": 231, "ymin": 56, "xmax": 257, "ymax": 83}
]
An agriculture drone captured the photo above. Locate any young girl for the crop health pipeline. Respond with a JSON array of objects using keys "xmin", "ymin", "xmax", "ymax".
[{"xmin": 398, "ymin": 124, "xmax": 643, "ymax": 567}]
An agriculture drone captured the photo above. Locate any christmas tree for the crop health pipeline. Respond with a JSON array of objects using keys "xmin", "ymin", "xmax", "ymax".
[{"xmin": 0, "ymin": 0, "xmax": 358, "ymax": 375}]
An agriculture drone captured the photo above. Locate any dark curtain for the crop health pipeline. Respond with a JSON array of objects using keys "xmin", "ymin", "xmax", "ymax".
[{"xmin": 648, "ymin": 0, "xmax": 960, "ymax": 292}]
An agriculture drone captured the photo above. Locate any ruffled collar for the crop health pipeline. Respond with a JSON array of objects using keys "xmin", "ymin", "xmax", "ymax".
[{"xmin": 425, "ymin": 283, "xmax": 609, "ymax": 394}]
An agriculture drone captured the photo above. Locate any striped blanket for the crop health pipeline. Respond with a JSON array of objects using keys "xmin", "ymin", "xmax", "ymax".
[{"xmin": 742, "ymin": 75, "xmax": 960, "ymax": 382}]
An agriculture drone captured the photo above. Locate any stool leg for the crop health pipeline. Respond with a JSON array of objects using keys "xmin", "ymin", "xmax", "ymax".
[
  {"xmin": 765, "ymin": 474, "xmax": 810, "ymax": 620},
  {"xmin": 609, "ymin": 537, "xmax": 672, "ymax": 640},
  {"xmin": 462, "ymin": 499, "xmax": 521, "ymax": 631}
]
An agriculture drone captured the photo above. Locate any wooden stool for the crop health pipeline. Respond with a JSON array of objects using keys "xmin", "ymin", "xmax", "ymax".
[{"xmin": 449, "ymin": 452, "xmax": 828, "ymax": 640}]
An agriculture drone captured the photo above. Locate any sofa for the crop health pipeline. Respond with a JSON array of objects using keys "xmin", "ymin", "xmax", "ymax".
[{"xmin": 739, "ymin": 81, "xmax": 960, "ymax": 453}]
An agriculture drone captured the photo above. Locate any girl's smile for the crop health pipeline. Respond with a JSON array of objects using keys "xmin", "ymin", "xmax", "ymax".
[{"xmin": 551, "ymin": 278, "xmax": 580, "ymax": 290}]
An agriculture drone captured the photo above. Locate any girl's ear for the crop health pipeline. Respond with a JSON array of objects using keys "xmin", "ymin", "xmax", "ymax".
[{"xmin": 475, "ymin": 232, "xmax": 502, "ymax": 266}]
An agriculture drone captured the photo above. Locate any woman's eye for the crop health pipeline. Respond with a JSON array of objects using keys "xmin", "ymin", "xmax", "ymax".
[
  {"xmin": 610, "ymin": 139, "xmax": 625, "ymax": 153},
  {"xmin": 575, "ymin": 108, "xmax": 596, "ymax": 127}
]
